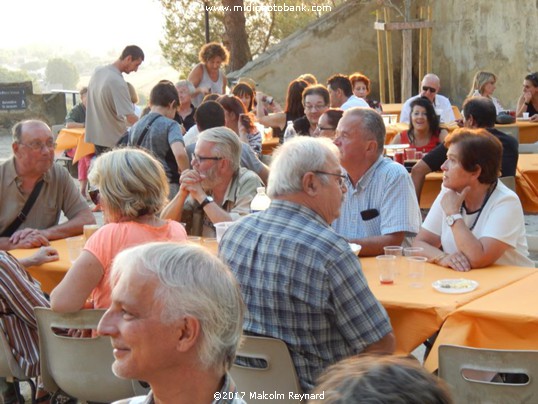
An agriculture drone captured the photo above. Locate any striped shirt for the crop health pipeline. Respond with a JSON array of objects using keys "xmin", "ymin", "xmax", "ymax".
[
  {"xmin": 219, "ymin": 200, "xmax": 392, "ymax": 392},
  {"xmin": 0, "ymin": 252, "xmax": 49, "ymax": 377},
  {"xmin": 332, "ymin": 156, "xmax": 421, "ymax": 242}
]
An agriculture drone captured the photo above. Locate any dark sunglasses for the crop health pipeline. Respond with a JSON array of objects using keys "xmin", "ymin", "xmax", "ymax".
[
  {"xmin": 422, "ymin": 86, "xmax": 437, "ymax": 93},
  {"xmin": 89, "ymin": 188, "xmax": 100, "ymax": 205}
]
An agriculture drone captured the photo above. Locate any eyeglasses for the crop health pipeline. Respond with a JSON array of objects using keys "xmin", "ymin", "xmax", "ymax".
[
  {"xmin": 304, "ymin": 104, "xmax": 327, "ymax": 111},
  {"xmin": 422, "ymin": 86, "xmax": 437, "ymax": 93},
  {"xmin": 313, "ymin": 170, "xmax": 346, "ymax": 186},
  {"xmin": 192, "ymin": 153, "xmax": 223, "ymax": 163},
  {"xmin": 89, "ymin": 188, "xmax": 100, "ymax": 205},
  {"xmin": 317, "ymin": 126, "xmax": 336, "ymax": 131},
  {"xmin": 19, "ymin": 140, "xmax": 56, "ymax": 151}
]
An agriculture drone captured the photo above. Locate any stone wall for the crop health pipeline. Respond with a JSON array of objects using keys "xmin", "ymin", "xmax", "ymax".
[
  {"xmin": 0, "ymin": 81, "xmax": 66, "ymax": 135},
  {"xmin": 229, "ymin": 0, "xmax": 537, "ymax": 109}
]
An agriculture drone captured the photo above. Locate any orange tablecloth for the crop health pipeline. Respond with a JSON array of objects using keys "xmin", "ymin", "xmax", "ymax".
[
  {"xmin": 10, "ymin": 239, "xmax": 71, "ymax": 294},
  {"xmin": 497, "ymin": 121, "xmax": 538, "ymax": 144},
  {"xmin": 9, "ymin": 237, "xmax": 219, "ymax": 294},
  {"xmin": 424, "ymin": 271, "xmax": 538, "ymax": 371},
  {"xmin": 360, "ymin": 257, "xmax": 536, "ymax": 355},
  {"xmin": 55, "ymin": 128, "xmax": 95, "ymax": 163},
  {"xmin": 516, "ymin": 153, "xmax": 538, "ymax": 213}
]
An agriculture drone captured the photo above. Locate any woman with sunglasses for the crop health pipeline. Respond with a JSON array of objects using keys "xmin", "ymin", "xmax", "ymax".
[
  {"xmin": 517, "ymin": 72, "xmax": 538, "ymax": 121},
  {"xmin": 391, "ymin": 97, "xmax": 447, "ymax": 153},
  {"xmin": 50, "ymin": 148, "xmax": 187, "ymax": 312}
]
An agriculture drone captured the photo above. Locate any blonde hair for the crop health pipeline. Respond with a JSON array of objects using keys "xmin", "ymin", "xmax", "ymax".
[
  {"xmin": 88, "ymin": 148, "xmax": 169, "ymax": 221},
  {"xmin": 468, "ymin": 71, "xmax": 496, "ymax": 98}
]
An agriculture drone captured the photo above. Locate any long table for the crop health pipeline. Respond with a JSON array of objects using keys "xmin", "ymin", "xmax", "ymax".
[
  {"xmin": 357, "ymin": 258, "xmax": 536, "ymax": 355},
  {"xmin": 55, "ymin": 128, "xmax": 95, "ymax": 163},
  {"xmin": 424, "ymin": 271, "xmax": 538, "ymax": 371},
  {"xmin": 497, "ymin": 120, "xmax": 538, "ymax": 144}
]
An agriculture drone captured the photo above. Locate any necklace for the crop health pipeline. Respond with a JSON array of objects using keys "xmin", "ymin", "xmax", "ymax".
[{"xmin": 460, "ymin": 182, "xmax": 497, "ymax": 231}]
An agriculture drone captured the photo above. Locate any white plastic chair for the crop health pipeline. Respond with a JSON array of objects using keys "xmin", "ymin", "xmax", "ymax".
[
  {"xmin": 35, "ymin": 308, "xmax": 147, "ymax": 403},
  {"xmin": 438, "ymin": 344, "xmax": 538, "ymax": 403},
  {"xmin": 231, "ymin": 335, "xmax": 302, "ymax": 403},
  {"xmin": 0, "ymin": 326, "xmax": 36, "ymax": 403}
]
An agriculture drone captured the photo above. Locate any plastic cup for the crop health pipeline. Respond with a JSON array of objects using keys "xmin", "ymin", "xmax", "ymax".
[
  {"xmin": 403, "ymin": 247, "xmax": 424, "ymax": 257},
  {"xmin": 66, "ymin": 236, "xmax": 84, "ymax": 263},
  {"xmin": 83, "ymin": 224, "xmax": 99, "ymax": 242},
  {"xmin": 376, "ymin": 255, "xmax": 396, "ymax": 285},
  {"xmin": 214, "ymin": 221, "xmax": 235, "ymax": 242},
  {"xmin": 187, "ymin": 236, "xmax": 202, "ymax": 244},
  {"xmin": 405, "ymin": 148, "xmax": 416, "ymax": 160},
  {"xmin": 394, "ymin": 151, "xmax": 404, "ymax": 164},
  {"xmin": 523, "ymin": 112, "xmax": 530, "ymax": 119},
  {"xmin": 406, "ymin": 256, "xmax": 427, "ymax": 288},
  {"xmin": 384, "ymin": 246, "xmax": 403, "ymax": 276},
  {"xmin": 415, "ymin": 151, "xmax": 423, "ymax": 160}
]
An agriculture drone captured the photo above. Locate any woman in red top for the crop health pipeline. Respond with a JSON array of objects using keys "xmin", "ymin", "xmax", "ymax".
[{"xmin": 392, "ymin": 97, "xmax": 448, "ymax": 153}]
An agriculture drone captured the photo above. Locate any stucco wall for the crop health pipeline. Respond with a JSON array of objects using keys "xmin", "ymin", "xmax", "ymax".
[{"xmin": 231, "ymin": 0, "xmax": 538, "ymax": 110}]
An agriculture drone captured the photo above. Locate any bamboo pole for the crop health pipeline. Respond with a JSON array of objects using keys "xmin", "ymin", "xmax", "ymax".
[
  {"xmin": 418, "ymin": 6, "xmax": 425, "ymax": 85},
  {"xmin": 384, "ymin": 7, "xmax": 395, "ymax": 103},
  {"xmin": 376, "ymin": 9, "xmax": 386, "ymax": 104},
  {"xmin": 426, "ymin": 5, "xmax": 433, "ymax": 75}
]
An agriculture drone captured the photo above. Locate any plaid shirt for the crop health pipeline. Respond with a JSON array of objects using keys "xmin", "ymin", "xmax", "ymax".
[{"xmin": 219, "ymin": 200, "xmax": 392, "ymax": 392}]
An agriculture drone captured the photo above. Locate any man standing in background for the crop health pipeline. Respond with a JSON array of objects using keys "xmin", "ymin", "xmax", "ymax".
[{"xmin": 85, "ymin": 45, "xmax": 144, "ymax": 154}]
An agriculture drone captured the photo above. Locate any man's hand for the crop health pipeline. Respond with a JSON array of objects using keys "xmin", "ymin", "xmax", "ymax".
[
  {"xmin": 9, "ymin": 228, "xmax": 50, "ymax": 248},
  {"xmin": 179, "ymin": 169, "xmax": 206, "ymax": 201}
]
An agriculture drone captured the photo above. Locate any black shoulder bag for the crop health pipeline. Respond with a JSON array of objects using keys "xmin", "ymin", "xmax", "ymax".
[{"xmin": 0, "ymin": 179, "xmax": 45, "ymax": 237}]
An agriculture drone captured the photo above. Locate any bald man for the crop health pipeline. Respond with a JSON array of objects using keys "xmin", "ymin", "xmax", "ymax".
[{"xmin": 400, "ymin": 73, "xmax": 456, "ymax": 124}]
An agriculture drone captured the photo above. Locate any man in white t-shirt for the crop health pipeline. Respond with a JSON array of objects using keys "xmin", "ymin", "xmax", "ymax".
[
  {"xmin": 400, "ymin": 73, "xmax": 456, "ymax": 124},
  {"xmin": 327, "ymin": 74, "xmax": 370, "ymax": 110}
]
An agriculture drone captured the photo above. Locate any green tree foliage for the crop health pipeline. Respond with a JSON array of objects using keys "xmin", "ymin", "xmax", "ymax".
[
  {"xmin": 45, "ymin": 58, "xmax": 80, "ymax": 90},
  {"xmin": 159, "ymin": 0, "xmax": 343, "ymax": 75},
  {"xmin": 0, "ymin": 66, "xmax": 33, "ymax": 83}
]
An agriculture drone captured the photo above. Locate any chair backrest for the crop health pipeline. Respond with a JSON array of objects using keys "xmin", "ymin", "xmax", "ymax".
[
  {"xmin": 519, "ymin": 143, "xmax": 538, "ymax": 154},
  {"xmin": 452, "ymin": 105, "xmax": 462, "ymax": 120},
  {"xmin": 230, "ymin": 336, "xmax": 302, "ymax": 403},
  {"xmin": 0, "ymin": 325, "xmax": 28, "ymax": 381},
  {"xmin": 438, "ymin": 344, "xmax": 538, "ymax": 403},
  {"xmin": 35, "ymin": 308, "xmax": 146, "ymax": 403},
  {"xmin": 499, "ymin": 176, "xmax": 516, "ymax": 192}
]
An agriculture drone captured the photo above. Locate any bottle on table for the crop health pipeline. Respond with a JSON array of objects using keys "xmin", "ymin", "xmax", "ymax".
[
  {"xmin": 283, "ymin": 120, "xmax": 297, "ymax": 143},
  {"xmin": 250, "ymin": 187, "xmax": 271, "ymax": 213}
]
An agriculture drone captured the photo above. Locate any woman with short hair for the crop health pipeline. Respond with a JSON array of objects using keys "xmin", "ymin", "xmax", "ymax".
[
  {"xmin": 50, "ymin": 148, "xmax": 188, "ymax": 311},
  {"xmin": 414, "ymin": 128, "xmax": 533, "ymax": 270},
  {"xmin": 188, "ymin": 42, "xmax": 229, "ymax": 107},
  {"xmin": 517, "ymin": 72, "xmax": 538, "ymax": 120}
]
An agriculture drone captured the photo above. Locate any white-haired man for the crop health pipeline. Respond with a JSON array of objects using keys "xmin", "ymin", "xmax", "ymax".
[
  {"xmin": 219, "ymin": 136, "xmax": 395, "ymax": 392},
  {"xmin": 98, "ymin": 242, "xmax": 245, "ymax": 404},
  {"xmin": 161, "ymin": 126, "xmax": 262, "ymax": 236},
  {"xmin": 174, "ymin": 80, "xmax": 197, "ymax": 132},
  {"xmin": 0, "ymin": 120, "xmax": 95, "ymax": 250},
  {"xmin": 399, "ymin": 73, "xmax": 456, "ymax": 124}
]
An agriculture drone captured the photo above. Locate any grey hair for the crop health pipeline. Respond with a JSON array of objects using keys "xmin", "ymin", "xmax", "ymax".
[
  {"xmin": 88, "ymin": 148, "xmax": 169, "ymax": 222},
  {"xmin": 267, "ymin": 136, "xmax": 340, "ymax": 198},
  {"xmin": 111, "ymin": 242, "xmax": 244, "ymax": 373},
  {"xmin": 11, "ymin": 119, "xmax": 50, "ymax": 143},
  {"xmin": 175, "ymin": 79, "xmax": 196, "ymax": 94},
  {"xmin": 198, "ymin": 126, "xmax": 242, "ymax": 172},
  {"xmin": 344, "ymin": 107, "xmax": 386, "ymax": 154}
]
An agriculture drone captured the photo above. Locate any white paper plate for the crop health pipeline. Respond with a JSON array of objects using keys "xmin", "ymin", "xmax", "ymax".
[
  {"xmin": 517, "ymin": 117, "xmax": 530, "ymax": 121},
  {"xmin": 432, "ymin": 279, "xmax": 478, "ymax": 294},
  {"xmin": 349, "ymin": 243, "xmax": 362, "ymax": 256}
]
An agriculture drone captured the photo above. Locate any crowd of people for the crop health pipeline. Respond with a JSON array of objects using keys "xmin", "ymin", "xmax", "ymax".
[{"xmin": 0, "ymin": 41, "xmax": 537, "ymax": 403}]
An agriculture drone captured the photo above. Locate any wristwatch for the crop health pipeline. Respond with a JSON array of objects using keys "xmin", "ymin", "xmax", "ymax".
[
  {"xmin": 200, "ymin": 196, "xmax": 214, "ymax": 209},
  {"xmin": 445, "ymin": 213, "xmax": 463, "ymax": 227}
]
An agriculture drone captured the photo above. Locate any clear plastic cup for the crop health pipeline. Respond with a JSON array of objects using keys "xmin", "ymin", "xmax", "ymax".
[
  {"xmin": 66, "ymin": 236, "xmax": 84, "ymax": 263},
  {"xmin": 406, "ymin": 256, "xmax": 427, "ymax": 288},
  {"xmin": 214, "ymin": 221, "xmax": 235, "ymax": 242},
  {"xmin": 376, "ymin": 255, "xmax": 396, "ymax": 285}
]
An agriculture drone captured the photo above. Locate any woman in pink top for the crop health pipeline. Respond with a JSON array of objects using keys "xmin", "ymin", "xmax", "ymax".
[
  {"xmin": 391, "ymin": 97, "xmax": 448, "ymax": 153},
  {"xmin": 50, "ymin": 148, "xmax": 187, "ymax": 312}
]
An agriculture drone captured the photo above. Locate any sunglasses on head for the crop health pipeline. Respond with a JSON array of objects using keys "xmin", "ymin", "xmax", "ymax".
[{"xmin": 422, "ymin": 86, "xmax": 437, "ymax": 93}]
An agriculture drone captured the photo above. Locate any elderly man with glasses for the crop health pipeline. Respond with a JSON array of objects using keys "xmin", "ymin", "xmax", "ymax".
[
  {"xmin": 399, "ymin": 73, "xmax": 456, "ymax": 124},
  {"xmin": 161, "ymin": 126, "xmax": 262, "ymax": 237},
  {"xmin": 0, "ymin": 120, "xmax": 95, "ymax": 250}
]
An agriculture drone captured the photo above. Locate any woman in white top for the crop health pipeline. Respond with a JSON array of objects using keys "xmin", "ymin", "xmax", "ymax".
[
  {"xmin": 414, "ymin": 128, "xmax": 533, "ymax": 270},
  {"xmin": 188, "ymin": 42, "xmax": 229, "ymax": 107},
  {"xmin": 467, "ymin": 71, "xmax": 504, "ymax": 114}
]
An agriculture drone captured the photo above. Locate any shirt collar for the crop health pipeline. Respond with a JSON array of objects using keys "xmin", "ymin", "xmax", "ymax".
[
  {"xmin": 345, "ymin": 155, "xmax": 384, "ymax": 191},
  {"xmin": 270, "ymin": 199, "xmax": 330, "ymax": 228}
]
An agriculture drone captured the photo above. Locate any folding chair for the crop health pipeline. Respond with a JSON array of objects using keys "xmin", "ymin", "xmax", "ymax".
[
  {"xmin": 231, "ymin": 335, "xmax": 302, "ymax": 403},
  {"xmin": 438, "ymin": 344, "xmax": 538, "ymax": 403}
]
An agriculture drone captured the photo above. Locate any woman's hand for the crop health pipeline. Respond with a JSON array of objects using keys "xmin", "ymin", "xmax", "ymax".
[
  {"xmin": 438, "ymin": 251, "xmax": 471, "ymax": 271},
  {"xmin": 522, "ymin": 90, "xmax": 532, "ymax": 104},
  {"xmin": 441, "ymin": 186, "xmax": 469, "ymax": 215}
]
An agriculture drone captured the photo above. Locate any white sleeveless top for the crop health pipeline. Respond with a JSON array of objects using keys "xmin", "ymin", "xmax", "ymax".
[{"xmin": 192, "ymin": 64, "xmax": 225, "ymax": 107}]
